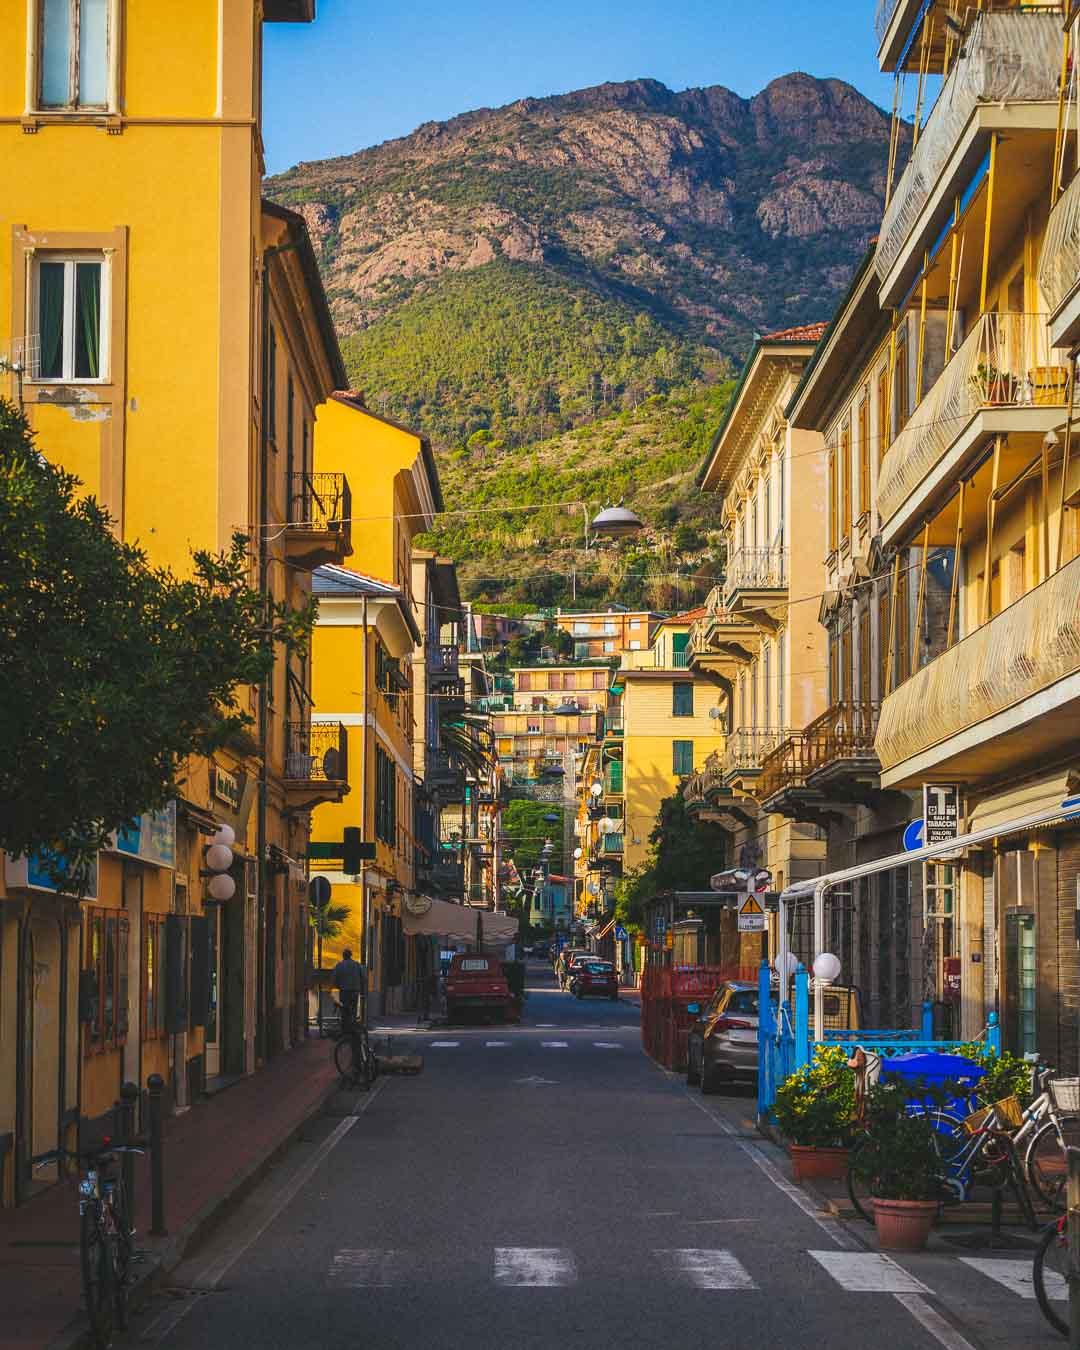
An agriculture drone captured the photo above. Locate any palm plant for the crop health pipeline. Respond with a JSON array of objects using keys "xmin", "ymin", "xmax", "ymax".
[{"xmin": 309, "ymin": 897, "xmax": 350, "ymax": 939}]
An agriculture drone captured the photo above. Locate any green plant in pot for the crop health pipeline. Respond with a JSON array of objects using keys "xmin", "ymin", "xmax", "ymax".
[
  {"xmin": 774, "ymin": 1045, "xmax": 856, "ymax": 1182},
  {"xmin": 973, "ymin": 360, "xmax": 1016, "ymax": 405},
  {"xmin": 851, "ymin": 1083, "xmax": 941, "ymax": 1251}
]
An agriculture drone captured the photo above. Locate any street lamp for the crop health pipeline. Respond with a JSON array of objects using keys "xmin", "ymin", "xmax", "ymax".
[
  {"xmin": 589, "ymin": 505, "xmax": 644, "ymax": 541},
  {"xmin": 812, "ymin": 952, "xmax": 842, "ymax": 985}
]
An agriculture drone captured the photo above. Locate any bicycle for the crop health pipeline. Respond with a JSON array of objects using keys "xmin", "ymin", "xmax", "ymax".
[
  {"xmin": 1033, "ymin": 1212, "xmax": 1070, "ymax": 1337},
  {"xmin": 32, "ymin": 1140, "xmax": 144, "ymax": 1348},
  {"xmin": 332, "ymin": 1000, "xmax": 378, "ymax": 1089},
  {"xmin": 1008, "ymin": 1070, "xmax": 1080, "ymax": 1211},
  {"xmin": 845, "ymin": 1051, "xmax": 1035, "ymax": 1227}
]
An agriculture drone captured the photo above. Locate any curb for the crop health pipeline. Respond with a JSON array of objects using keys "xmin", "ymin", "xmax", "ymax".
[{"xmin": 44, "ymin": 1069, "xmax": 343, "ymax": 1350}]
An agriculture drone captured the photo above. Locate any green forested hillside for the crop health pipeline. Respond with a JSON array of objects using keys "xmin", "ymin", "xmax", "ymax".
[{"xmin": 341, "ymin": 260, "xmax": 718, "ymax": 451}]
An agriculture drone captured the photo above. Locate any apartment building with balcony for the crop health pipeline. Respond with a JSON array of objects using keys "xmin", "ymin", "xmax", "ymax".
[
  {"xmin": 552, "ymin": 607, "xmax": 661, "ymax": 660},
  {"xmin": 0, "ymin": 1, "xmax": 344, "ymax": 1204},
  {"xmin": 613, "ymin": 614, "xmax": 728, "ymax": 873},
  {"xmin": 690, "ymin": 327, "xmax": 829, "ymax": 909},
  {"xmin": 785, "ymin": 251, "xmax": 927, "ymax": 1031},
  {"xmin": 510, "ymin": 663, "xmax": 618, "ymax": 716},
  {"xmin": 863, "ymin": 0, "xmax": 1080, "ymax": 1059}
]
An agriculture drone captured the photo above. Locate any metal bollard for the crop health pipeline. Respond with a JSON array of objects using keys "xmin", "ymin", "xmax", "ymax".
[
  {"xmin": 1068, "ymin": 1145, "xmax": 1080, "ymax": 1350},
  {"xmin": 147, "ymin": 1074, "xmax": 167, "ymax": 1237},
  {"xmin": 119, "ymin": 1081, "xmax": 139, "ymax": 1225}
]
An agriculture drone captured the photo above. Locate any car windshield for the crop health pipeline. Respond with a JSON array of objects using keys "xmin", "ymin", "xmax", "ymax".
[
  {"xmin": 584, "ymin": 963, "xmax": 612, "ymax": 974},
  {"xmin": 727, "ymin": 990, "xmax": 759, "ymax": 1016}
]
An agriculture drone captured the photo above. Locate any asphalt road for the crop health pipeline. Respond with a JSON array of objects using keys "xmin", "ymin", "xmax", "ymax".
[{"xmin": 128, "ymin": 963, "xmax": 1031, "ymax": 1350}]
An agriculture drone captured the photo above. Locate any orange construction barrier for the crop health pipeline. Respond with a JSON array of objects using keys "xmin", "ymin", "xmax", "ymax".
[{"xmin": 640, "ymin": 965, "xmax": 759, "ymax": 1071}]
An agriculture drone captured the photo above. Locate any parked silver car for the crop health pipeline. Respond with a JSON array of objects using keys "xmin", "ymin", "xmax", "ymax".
[{"xmin": 685, "ymin": 981, "xmax": 765, "ymax": 1093}]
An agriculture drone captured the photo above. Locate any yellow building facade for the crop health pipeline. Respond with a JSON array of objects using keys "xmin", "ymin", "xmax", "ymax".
[{"xmin": 0, "ymin": 1, "xmax": 347, "ymax": 1206}]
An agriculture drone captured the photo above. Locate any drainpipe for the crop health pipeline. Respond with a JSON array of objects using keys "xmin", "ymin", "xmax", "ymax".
[
  {"xmin": 361, "ymin": 594, "xmax": 370, "ymax": 976},
  {"xmin": 256, "ymin": 238, "xmax": 300, "ymax": 1063}
]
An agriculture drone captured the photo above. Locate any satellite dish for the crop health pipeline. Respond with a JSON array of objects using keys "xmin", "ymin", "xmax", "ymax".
[
  {"xmin": 573, "ymin": 847, "xmax": 582, "ymax": 859},
  {"xmin": 709, "ymin": 706, "xmax": 722, "ymax": 720}
]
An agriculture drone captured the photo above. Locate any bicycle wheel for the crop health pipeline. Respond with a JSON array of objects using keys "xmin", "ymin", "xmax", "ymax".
[
  {"xmin": 1027, "ymin": 1116, "xmax": 1080, "ymax": 1212},
  {"xmin": 333, "ymin": 1035, "xmax": 358, "ymax": 1082},
  {"xmin": 356, "ymin": 1033, "xmax": 377, "ymax": 1089},
  {"xmin": 80, "ymin": 1201, "xmax": 116, "ymax": 1348},
  {"xmin": 108, "ymin": 1182, "xmax": 132, "ymax": 1331},
  {"xmin": 1033, "ymin": 1221, "xmax": 1069, "ymax": 1338},
  {"xmin": 846, "ymin": 1137, "xmax": 875, "ymax": 1224}
]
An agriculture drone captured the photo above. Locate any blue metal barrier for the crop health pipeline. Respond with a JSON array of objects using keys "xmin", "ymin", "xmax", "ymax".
[{"xmin": 757, "ymin": 958, "xmax": 1003, "ymax": 1120}]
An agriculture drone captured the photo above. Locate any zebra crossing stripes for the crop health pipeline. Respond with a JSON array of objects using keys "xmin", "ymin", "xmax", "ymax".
[
  {"xmin": 809, "ymin": 1251, "xmax": 931, "ymax": 1294},
  {"xmin": 959, "ymin": 1257, "xmax": 1066, "ymax": 1301},
  {"xmin": 327, "ymin": 1250, "xmax": 402, "ymax": 1287},
  {"xmin": 656, "ymin": 1249, "xmax": 757, "ymax": 1290},
  {"xmin": 494, "ymin": 1248, "xmax": 576, "ymax": 1287}
]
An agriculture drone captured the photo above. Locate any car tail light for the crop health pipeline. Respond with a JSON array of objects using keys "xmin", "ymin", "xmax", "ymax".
[{"xmin": 713, "ymin": 1017, "xmax": 753, "ymax": 1031}]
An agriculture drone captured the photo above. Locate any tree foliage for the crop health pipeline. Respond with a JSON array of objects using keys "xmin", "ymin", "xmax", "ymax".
[
  {"xmin": 500, "ymin": 799, "xmax": 565, "ymax": 878},
  {"xmin": 0, "ymin": 400, "xmax": 312, "ymax": 893},
  {"xmin": 614, "ymin": 784, "xmax": 730, "ymax": 931}
]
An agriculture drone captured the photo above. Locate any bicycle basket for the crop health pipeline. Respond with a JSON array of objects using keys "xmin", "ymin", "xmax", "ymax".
[
  {"xmin": 1051, "ymin": 1078, "xmax": 1080, "ymax": 1114},
  {"xmin": 962, "ymin": 1095, "xmax": 1023, "ymax": 1134}
]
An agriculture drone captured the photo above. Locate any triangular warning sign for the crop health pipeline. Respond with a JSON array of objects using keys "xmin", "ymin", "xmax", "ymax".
[{"xmin": 740, "ymin": 895, "xmax": 763, "ymax": 915}]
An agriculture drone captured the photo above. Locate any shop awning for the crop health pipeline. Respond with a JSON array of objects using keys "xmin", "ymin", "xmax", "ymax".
[
  {"xmin": 402, "ymin": 896, "xmax": 519, "ymax": 946},
  {"xmin": 967, "ymin": 768, "xmax": 1079, "ymax": 838}
]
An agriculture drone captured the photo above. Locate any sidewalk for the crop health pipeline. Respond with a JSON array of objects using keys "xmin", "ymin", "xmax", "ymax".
[{"xmin": 0, "ymin": 1036, "xmax": 340, "ymax": 1350}]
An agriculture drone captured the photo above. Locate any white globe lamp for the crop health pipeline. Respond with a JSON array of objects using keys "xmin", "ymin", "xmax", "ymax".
[
  {"xmin": 773, "ymin": 951, "xmax": 799, "ymax": 978},
  {"xmin": 207, "ymin": 871, "xmax": 236, "ymax": 901},
  {"xmin": 205, "ymin": 842, "xmax": 234, "ymax": 873},
  {"xmin": 812, "ymin": 952, "xmax": 842, "ymax": 985},
  {"xmin": 211, "ymin": 823, "xmax": 235, "ymax": 849}
]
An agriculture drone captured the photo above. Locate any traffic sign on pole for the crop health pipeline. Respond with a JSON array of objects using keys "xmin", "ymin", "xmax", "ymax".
[{"xmin": 737, "ymin": 894, "xmax": 766, "ymax": 933}]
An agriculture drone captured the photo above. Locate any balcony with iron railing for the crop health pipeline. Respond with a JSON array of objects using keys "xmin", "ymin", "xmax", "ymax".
[
  {"xmin": 1040, "ymin": 165, "xmax": 1080, "ymax": 349},
  {"xmin": 285, "ymin": 472, "xmax": 352, "ymax": 569},
  {"xmin": 758, "ymin": 731, "xmax": 814, "ymax": 806},
  {"xmin": 874, "ymin": 10, "xmax": 1060, "ymax": 299},
  {"xmin": 427, "ymin": 643, "xmax": 460, "ymax": 679},
  {"xmin": 875, "ymin": 552, "xmax": 1080, "ymax": 786},
  {"xmin": 720, "ymin": 728, "xmax": 787, "ymax": 784},
  {"xmin": 721, "ymin": 548, "xmax": 788, "ymax": 630},
  {"xmin": 283, "ymin": 720, "xmax": 348, "ymax": 803},
  {"xmin": 877, "ymin": 312, "xmax": 1068, "ymax": 543},
  {"xmin": 805, "ymin": 700, "xmax": 881, "ymax": 788}
]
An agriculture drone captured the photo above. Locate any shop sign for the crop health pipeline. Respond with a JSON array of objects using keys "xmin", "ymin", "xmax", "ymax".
[
  {"xmin": 924, "ymin": 783, "xmax": 961, "ymax": 846},
  {"xmin": 5, "ymin": 850, "xmax": 97, "ymax": 899},
  {"xmin": 211, "ymin": 765, "xmax": 241, "ymax": 812},
  {"xmin": 111, "ymin": 802, "xmax": 176, "ymax": 868}
]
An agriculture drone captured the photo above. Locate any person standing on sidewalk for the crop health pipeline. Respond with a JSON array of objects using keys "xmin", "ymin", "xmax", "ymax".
[{"xmin": 332, "ymin": 949, "xmax": 367, "ymax": 1033}]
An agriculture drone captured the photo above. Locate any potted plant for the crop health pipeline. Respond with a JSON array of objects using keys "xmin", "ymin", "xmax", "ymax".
[
  {"xmin": 774, "ymin": 1046, "xmax": 856, "ymax": 1181},
  {"xmin": 973, "ymin": 360, "xmax": 1015, "ymax": 405},
  {"xmin": 852, "ymin": 1084, "xmax": 941, "ymax": 1251}
]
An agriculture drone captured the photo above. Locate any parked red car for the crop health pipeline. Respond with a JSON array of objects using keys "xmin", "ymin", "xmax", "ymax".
[
  {"xmin": 571, "ymin": 960, "xmax": 619, "ymax": 1000},
  {"xmin": 444, "ymin": 954, "xmax": 512, "ymax": 1023}
]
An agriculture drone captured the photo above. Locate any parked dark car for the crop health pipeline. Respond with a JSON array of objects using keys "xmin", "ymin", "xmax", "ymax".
[
  {"xmin": 557, "ymin": 948, "xmax": 589, "ymax": 989},
  {"xmin": 685, "ymin": 981, "xmax": 766, "ymax": 1093},
  {"xmin": 571, "ymin": 960, "xmax": 618, "ymax": 1000},
  {"xmin": 561, "ymin": 951, "xmax": 595, "ymax": 990}
]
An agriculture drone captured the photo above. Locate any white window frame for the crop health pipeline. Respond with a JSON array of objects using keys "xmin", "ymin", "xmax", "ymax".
[
  {"xmin": 573, "ymin": 621, "xmax": 589, "ymax": 635},
  {"xmin": 30, "ymin": 0, "xmax": 119, "ymax": 114},
  {"xmin": 602, "ymin": 640, "xmax": 615, "ymax": 654},
  {"xmin": 30, "ymin": 252, "xmax": 111, "ymax": 383},
  {"xmin": 603, "ymin": 621, "xmax": 617, "ymax": 636}
]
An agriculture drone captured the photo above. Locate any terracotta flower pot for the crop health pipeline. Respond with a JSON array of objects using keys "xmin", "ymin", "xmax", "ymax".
[
  {"xmin": 789, "ymin": 1144, "xmax": 849, "ymax": 1182},
  {"xmin": 873, "ymin": 1197, "xmax": 938, "ymax": 1251}
]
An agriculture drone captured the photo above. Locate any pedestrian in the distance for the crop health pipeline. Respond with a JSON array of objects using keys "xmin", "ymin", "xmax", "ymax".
[{"xmin": 332, "ymin": 948, "xmax": 367, "ymax": 1034}]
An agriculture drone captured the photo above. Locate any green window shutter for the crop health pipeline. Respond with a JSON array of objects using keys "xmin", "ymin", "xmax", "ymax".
[
  {"xmin": 672, "ymin": 682, "xmax": 693, "ymax": 717},
  {"xmin": 672, "ymin": 631, "xmax": 689, "ymax": 653},
  {"xmin": 673, "ymin": 740, "xmax": 693, "ymax": 776}
]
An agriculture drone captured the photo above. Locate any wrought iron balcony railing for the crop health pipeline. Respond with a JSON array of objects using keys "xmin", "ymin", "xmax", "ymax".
[
  {"xmin": 721, "ymin": 728, "xmax": 788, "ymax": 778},
  {"xmin": 427, "ymin": 643, "xmax": 459, "ymax": 677},
  {"xmin": 759, "ymin": 731, "xmax": 814, "ymax": 801},
  {"xmin": 805, "ymin": 700, "xmax": 881, "ymax": 777},
  {"xmin": 876, "ymin": 553, "xmax": 1080, "ymax": 774},
  {"xmin": 878, "ymin": 312, "xmax": 1066, "ymax": 525},
  {"xmin": 284, "ymin": 720, "xmax": 347, "ymax": 784},
  {"xmin": 722, "ymin": 548, "xmax": 788, "ymax": 605}
]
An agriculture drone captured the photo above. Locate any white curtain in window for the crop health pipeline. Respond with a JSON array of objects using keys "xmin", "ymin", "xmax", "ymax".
[{"xmin": 79, "ymin": 0, "xmax": 109, "ymax": 105}]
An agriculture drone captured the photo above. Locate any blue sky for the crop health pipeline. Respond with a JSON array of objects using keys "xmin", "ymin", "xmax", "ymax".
[{"xmin": 263, "ymin": 0, "xmax": 895, "ymax": 176}]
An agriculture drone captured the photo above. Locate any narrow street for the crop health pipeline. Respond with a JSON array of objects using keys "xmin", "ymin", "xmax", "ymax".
[{"xmin": 120, "ymin": 963, "xmax": 1036, "ymax": 1350}]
